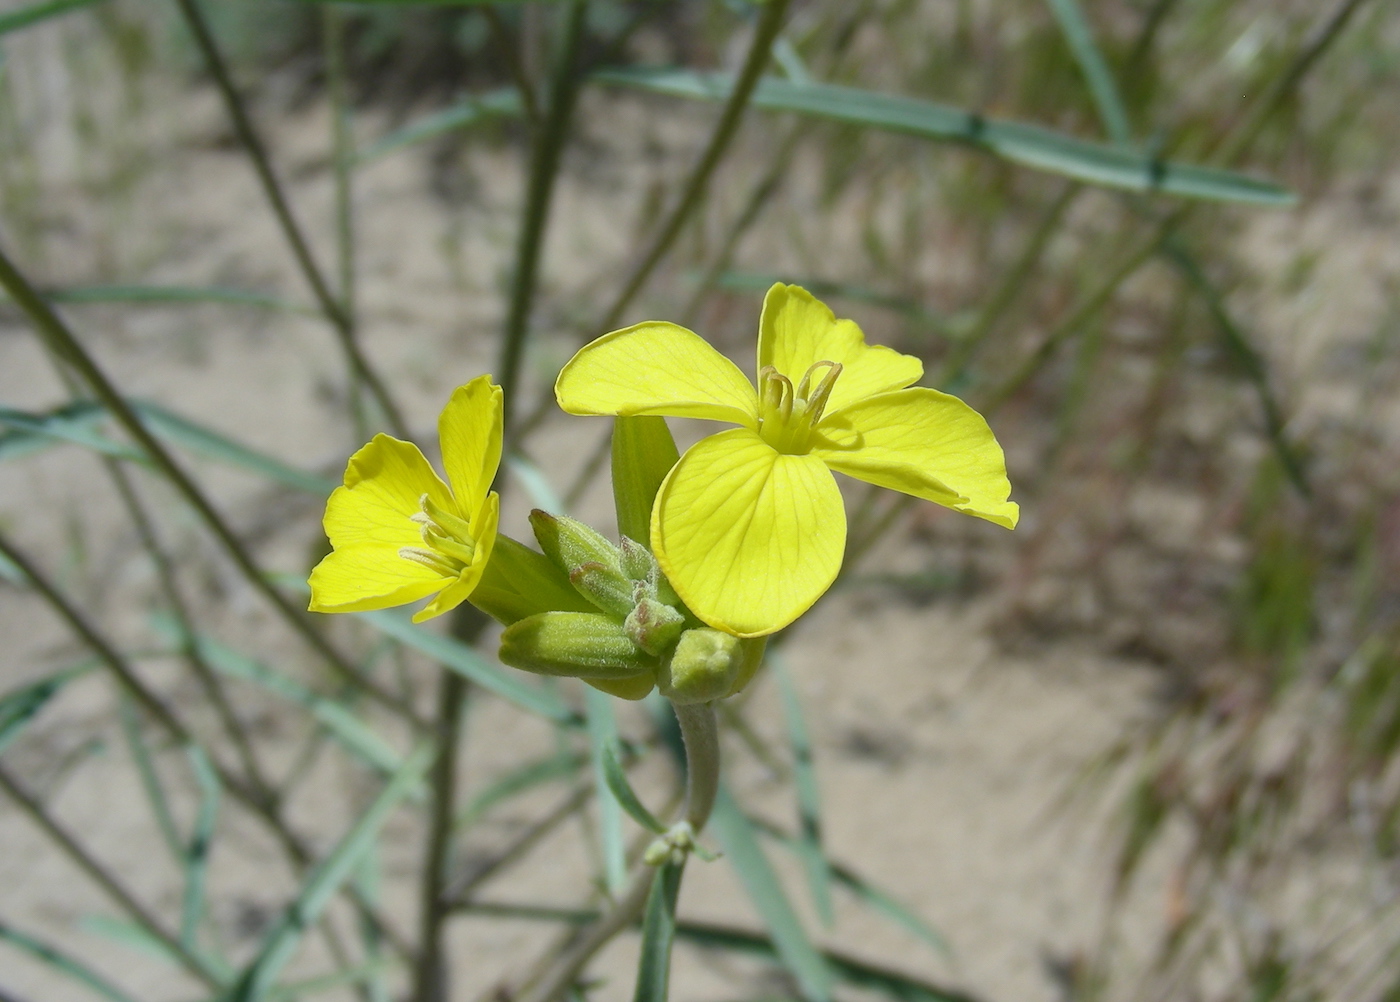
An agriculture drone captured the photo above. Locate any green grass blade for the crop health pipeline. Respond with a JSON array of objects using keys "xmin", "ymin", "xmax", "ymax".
[
  {"xmin": 0, "ymin": 403, "xmax": 143, "ymax": 463},
  {"xmin": 673, "ymin": 921, "xmax": 978, "ymax": 1002},
  {"xmin": 1045, "ymin": 0, "xmax": 1131, "ymax": 144},
  {"xmin": 708, "ymin": 786, "xmax": 832, "ymax": 1002},
  {"xmin": 593, "ymin": 69, "xmax": 1294, "ymax": 206},
  {"xmin": 42, "ymin": 285, "xmax": 314, "ymax": 314},
  {"xmin": 0, "ymin": 663, "xmax": 90, "ymax": 756},
  {"xmin": 600, "ymin": 735, "xmax": 667, "ymax": 837},
  {"xmin": 632, "ymin": 862, "xmax": 685, "ymax": 1002},
  {"xmin": 149, "ymin": 614, "xmax": 406, "ymax": 777},
  {"xmin": 0, "ymin": 918, "xmax": 141, "ymax": 1002},
  {"xmin": 229, "ymin": 741, "xmax": 435, "ymax": 1002},
  {"xmin": 182, "ymin": 745, "xmax": 221, "ymax": 952},
  {"xmin": 586, "ymin": 687, "xmax": 632, "ymax": 893},
  {"xmin": 773, "ymin": 658, "xmax": 833, "ymax": 927},
  {"xmin": 131, "ymin": 401, "xmax": 338, "ymax": 495},
  {"xmin": 355, "ymin": 607, "xmax": 575, "ymax": 723},
  {"xmin": 355, "ymin": 88, "xmax": 523, "ymax": 165},
  {"xmin": 0, "ymin": 0, "xmax": 105, "ymax": 36},
  {"xmin": 453, "ymin": 749, "xmax": 587, "ymax": 831}
]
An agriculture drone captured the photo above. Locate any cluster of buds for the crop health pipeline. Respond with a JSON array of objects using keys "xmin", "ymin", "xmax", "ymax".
[{"xmin": 497, "ymin": 511, "xmax": 763, "ymax": 704}]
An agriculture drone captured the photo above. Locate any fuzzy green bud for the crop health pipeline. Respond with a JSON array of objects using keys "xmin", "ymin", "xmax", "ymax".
[
  {"xmin": 660, "ymin": 628, "xmax": 745, "ymax": 705},
  {"xmin": 499, "ymin": 612, "xmax": 657, "ymax": 680},
  {"xmin": 625, "ymin": 595, "xmax": 686, "ymax": 656}
]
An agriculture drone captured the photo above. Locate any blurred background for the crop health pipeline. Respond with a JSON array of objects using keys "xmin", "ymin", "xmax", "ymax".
[{"xmin": 1, "ymin": 1, "xmax": 1399, "ymax": 1000}]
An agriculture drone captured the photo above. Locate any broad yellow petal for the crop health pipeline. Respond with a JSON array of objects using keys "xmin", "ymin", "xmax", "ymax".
[
  {"xmin": 652, "ymin": 428, "xmax": 845, "ymax": 637},
  {"xmin": 812, "ymin": 388, "xmax": 1019, "ymax": 529},
  {"xmin": 757, "ymin": 284, "xmax": 922, "ymax": 416},
  {"xmin": 324, "ymin": 435, "xmax": 455, "ymax": 551},
  {"xmin": 309, "ymin": 543, "xmax": 448, "ymax": 614},
  {"xmin": 439, "ymin": 375, "xmax": 503, "ymax": 514},
  {"xmin": 414, "ymin": 491, "xmax": 500, "ymax": 622},
  {"xmin": 556, "ymin": 321, "xmax": 758, "ymax": 427}
]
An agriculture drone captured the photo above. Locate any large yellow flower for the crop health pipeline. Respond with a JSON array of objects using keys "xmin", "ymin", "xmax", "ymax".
[
  {"xmin": 309, "ymin": 375, "xmax": 501, "ymax": 623},
  {"xmin": 556, "ymin": 284, "xmax": 1017, "ymax": 637}
]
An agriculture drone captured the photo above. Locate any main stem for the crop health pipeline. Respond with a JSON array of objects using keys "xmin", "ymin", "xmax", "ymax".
[{"xmin": 674, "ymin": 701, "xmax": 720, "ymax": 832}]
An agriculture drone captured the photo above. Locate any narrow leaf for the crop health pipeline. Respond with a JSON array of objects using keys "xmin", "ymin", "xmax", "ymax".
[
  {"xmin": 0, "ymin": 403, "xmax": 142, "ymax": 462},
  {"xmin": 229, "ymin": 741, "xmax": 435, "ymax": 1002},
  {"xmin": 355, "ymin": 88, "xmax": 523, "ymax": 164},
  {"xmin": 633, "ymin": 862, "xmax": 685, "ymax": 1002},
  {"xmin": 708, "ymin": 786, "xmax": 832, "ymax": 1002},
  {"xmin": 118, "ymin": 698, "xmax": 185, "ymax": 862},
  {"xmin": 0, "ymin": 663, "xmax": 90, "ymax": 756},
  {"xmin": 1045, "ymin": 0, "xmax": 1131, "ymax": 144},
  {"xmin": 0, "ymin": 0, "xmax": 106, "ymax": 36},
  {"xmin": 586, "ymin": 687, "xmax": 631, "ymax": 893},
  {"xmin": 612, "ymin": 416, "xmax": 680, "ymax": 545},
  {"xmin": 594, "ymin": 69, "xmax": 1294, "ymax": 206},
  {"xmin": 0, "ymin": 918, "xmax": 141, "ymax": 1002},
  {"xmin": 601, "ymin": 738, "xmax": 668, "ymax": 836},
  {"xmin": 182, "ymin": 745, "xmax": 221, "ymax": 951},
  {"xmin": 773, "ymin": 658, "xmax": 833, "ymax": 926}
]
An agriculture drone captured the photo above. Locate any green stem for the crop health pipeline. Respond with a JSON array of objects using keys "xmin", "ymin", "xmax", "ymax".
[
  {"xmin": 0, "ymin": 765, "xmax": 222, "ymax": 988},
  {"xmin": 673, "ymin": 701, "xmax": 720, "ymax": 832},
  {"xmin": 173, "ymin": 0, "xmax": 407, "ymax": 439},
  {"xmin": 498, "ymin": 0, "xmax": 589, "ymax": 439},
  {"xmin": 0, "ymin": 241, "xmax": 422, "ymax": 728},
  {"xmin": 595, "ymin": 0, "xmax": 793, "ymax": 334}
]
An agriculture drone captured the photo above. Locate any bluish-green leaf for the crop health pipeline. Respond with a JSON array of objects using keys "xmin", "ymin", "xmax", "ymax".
[
  {"xmin": 633, "ymin": 862, "xmax": 685, "ymax": 1002},
  {"xmin": 182, "ymin": 746, "xmax": 221, "ymax": 952},
  {"xmin": 594, "ymin": 68, "xmax": 1294, "ymax": 206},
  {"xmin": 601, "ymin": 736, "xmax": 667, "ymax": 837},
  {"xmin": 1045, "ymin": 0, "xmax": 1131, "ymax": 145},
  {"xmin": 0, "ymin": 403, "xmax": 141, "ymax": 462},
  {"xmin": 356, "ymin": 88, "xmax": 523, "ymax": 164},
  {"xmin": 0, "ymin": 918, "xmax": 141, "ymax": 1002},
  {"xmin": 0, "ymin": 663, "xmax": 90, "ymax": 756},
  {"xmin": 587, "ymin": 687, "xmax": 631, "ymax": 893},
  {"xmin": 228, "ymin": 741, "xmax": 435, "ymax": 1002},
  {"xmin": 0, "ymin": 0, "xmax": 106, "ymax": 36},
  {"xmin": 709, "ymin": 786, "xmax": 832, "ymax": 1002}
]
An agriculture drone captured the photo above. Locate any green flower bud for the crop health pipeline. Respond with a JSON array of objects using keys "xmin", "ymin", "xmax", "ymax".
[
  {"xmin": 499, "ymin": 612, "xmax": 657, "ymax": 680},
  {"xmin": 568, "ymin": 562, "xmax": 636, "ymax": 619},
  {"xmin": 618, "ymin": 535, "xmax": 656, "ymax": 582},
  {"xmin": 625, "ymin": 596, "xmax": 686, "ymax": 656},
  {"xmin": 660, "ymin": 628, "xmax": 744, "ymax": 705},
  {"xmin": 531, "ymin": 510, "xmax": 636, "ymax": 617}
]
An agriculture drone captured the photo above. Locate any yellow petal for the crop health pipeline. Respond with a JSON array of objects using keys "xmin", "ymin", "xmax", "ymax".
[
  {"xmin": 309, "ymin": 543, "xmax": 449, "ymax": 614},
  {"xmin": 556, "ymin": 321, "xmax": 758, "ymax": 427},
  {"xmin": 812, "ymin": 388, "xmax": 1019, "ymax": 529},
  {"xmin": 414, "ymin": 491, "xmax": 500, "ymax": 622},
  {"xmin": 757, "ymin": 284, "xmax": 922, "ymax": 416},
  {"xmin": 323, "ymin": 435, "xmax": 455, "ymax": 551},
  {"xmin": 652, "ymin": 428, "xmax": 845, "ymax": 637},
  {"xmin": 439, "ymin": 375, "xmax": 503, "ymax": 514}
]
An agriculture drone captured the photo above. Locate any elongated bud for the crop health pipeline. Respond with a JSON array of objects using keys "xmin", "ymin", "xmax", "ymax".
[
  {"xmin": 499, "ymin": 612, "xmax": 658, "ymax": 680},
  {"xmin": 531, "ymin": 511, "xmax": 635, "ymax": 616},
  {"xmin": 625, "ymin": 596, "xmax": 686, "ymax": 656},
  {"xmin": 569, "ymin": 562, "xmax": 636, "ymax": 619},
  {"xmin": 618, "ymin": 535, "xmax": 656, "ymax": 582},
  {"xmin": 660, "ymin": 628, "xmax": 744, "ymax": 705}
]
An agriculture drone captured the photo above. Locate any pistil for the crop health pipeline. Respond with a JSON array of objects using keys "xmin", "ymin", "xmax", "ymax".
[{"xmin": 757, "ymin": 360, "xmax": 843, "ymax": 454}]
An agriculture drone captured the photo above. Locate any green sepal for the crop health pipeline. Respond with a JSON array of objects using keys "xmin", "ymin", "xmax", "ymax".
[
  {"xmin": 726, "ymin": 637, "xmax": 768, "ymax": 699},
  {"xmin": 660, "ymin": 628, "xmax": 744, "ymax": 705},
  {"xmin": 612, "ymin": 415, "xmax": 679, "ymax": 544},
  {"xmin": 619, "ymin": 535, "xmax": 656, "ymax": 582},
  {"xmin": 499, "ymin": 612, "xmax": 659, "ymax": 680},
  {"xmin": 569, "ymin": 562, "xmax": 636, "ymax": 620},
  {"xmin": 529, "ymin": 510, "xmax": 638, "ymax": 617},
  {"xmin": 469, "ymin": 534, "xmax": 595, "ymax": 625}
]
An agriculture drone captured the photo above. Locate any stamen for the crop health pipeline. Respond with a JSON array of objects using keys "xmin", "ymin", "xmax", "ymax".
[
  {"xmin": 420, "ymin": 495, "xmax": 475, "ymax": 542},
  {"xmin": 398, "ymin": 546, "xmax": 461, "ymax": 576},
  {"xmin": 422, "ymin": 527, "xmax": 476, "ymax": 565},
  {"xmin": 802, "ymin": 361, "xmax": 843, "ymax": 426}
]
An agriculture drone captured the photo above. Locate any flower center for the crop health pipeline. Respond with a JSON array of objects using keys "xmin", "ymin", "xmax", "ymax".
[
  {"xmin": 398, "ymin": 494, "xmax": 475, "ymax": 577},
  {"xmin": 756, "ymin": 360, "xmax": 842, "ymax": 454}
]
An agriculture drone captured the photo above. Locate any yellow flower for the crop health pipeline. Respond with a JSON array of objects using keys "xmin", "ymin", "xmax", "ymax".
[
  {"xmin": 309, "ymin": 375, "xmax": 502, "ymax": 623},
  {"xmin": 555, "ymin": 284, "xmax": 1017, "ymax": 637}
]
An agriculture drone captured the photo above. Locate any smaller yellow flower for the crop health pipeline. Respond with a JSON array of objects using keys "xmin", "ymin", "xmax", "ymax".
[
  {"xmin": 556, "ymin": 284, "xmax": 1017, "ymax": 638},
  {"xmin": 309, "ymin": 375, "xmax": 502, "ymax": 623}
]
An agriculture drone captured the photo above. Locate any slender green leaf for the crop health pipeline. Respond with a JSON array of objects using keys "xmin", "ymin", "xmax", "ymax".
[
  {"xmin": 586, "ymin": 687, "xmax": 631, "ymax": 893},
  {"xmin": 118, "ymin": 698, "xmax": 185, "ymax": 862},
  {"xmin": 355, "ymin": 607, "xmax": 575, "ymax": 723},
  {"xmin": 674, "ymin": 921, "xmax": 978, "ymax": 1002},
  {"xmin": 229, "ymin": 741, "xmax": 435, "ymax": 1002},
  {"xmin": 633, "ymin": 862, "xmax": 685, "ymax": 1002},
  {"xmin": 352, "ymin": 844, "xmax": 392, "ymax": 1002},
  {"xmin": 453, "ymin": 749, "xmax": 587, "ymax": 831},
  {"xmin": 0, "ymin": 663, "xmax": 90, "ymax": 756},
  {"xmin": 355, "ymin": 88, "xmax": 523, "ymax": 164},
  {"xmin": 42, "ymin": 285, "xmax": 313, "ymax": 314},
  {"xmin": 1045, "ymin": 0, "xmax": 1131, "ymax": 144},
  {"xmin": 0, "ymin": 0, "xmax": 105, "ymax": 36},
  {"xmin": 601, "ymin": 737, "xmax": 667, "ymax": 837},
  {"xmin": 182, "ymin": 746, "xmax": 221, "ymax": 952},
  {"xmin": 594, "ymin": 69, "xmax": 1294, "ymax": 206},
  {"xmin": 773, "ymin": 658, "xmax": 833, "ymax": 926},
  {"xmin": 0, "ymin": 404, "xmax": 141, "ymax": 462},
  {"xmin": 708, "ymin": 786, "xmax": 832, "ymax": 1002},
  {"xmin": 611, "ymin": 416, "xmax": 680, "ymax": 545},
  {"xmin": 149, "ymin": 614, "xmax": 406, "ymax": 777},
  {"xmin": 0, "ymin": 918, "xmax": 141, "ymax": 1002}
]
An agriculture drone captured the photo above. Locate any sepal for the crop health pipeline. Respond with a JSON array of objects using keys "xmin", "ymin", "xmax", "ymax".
[{"xmin": 499, "ymin": 612, "xmax": 658, "ymax": 679}]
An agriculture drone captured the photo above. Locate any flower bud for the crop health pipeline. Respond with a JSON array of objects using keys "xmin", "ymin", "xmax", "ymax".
[
  {"xmin": 499, "ymin": 612, "xmax": 657, "ymax": 680},
  {"xmin": 659, "ymin": 628, "xmax": 744, "ymax": 705},
  {"xmin": 625, "ymin": 596, "xmax": 686, "ymax": 656}
]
